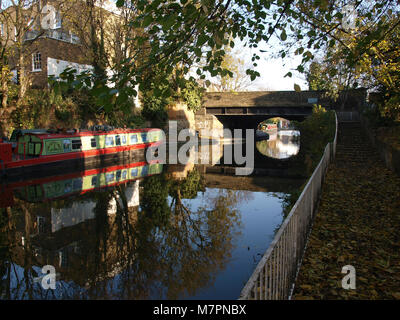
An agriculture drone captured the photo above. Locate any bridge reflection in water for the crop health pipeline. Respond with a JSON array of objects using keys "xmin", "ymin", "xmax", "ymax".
[{"xmin": 0, "ymin": 138, "xmax": 306, "ymax": 300}]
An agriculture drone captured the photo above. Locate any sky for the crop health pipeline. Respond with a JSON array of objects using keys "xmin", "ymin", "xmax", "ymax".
[
  {"xmin": 249, "ymin": 53, "xmax": 308, "ymax": 91},
  {"xmin": 234, "ymin": 36, "xmax": 309, "ymax": 91}
]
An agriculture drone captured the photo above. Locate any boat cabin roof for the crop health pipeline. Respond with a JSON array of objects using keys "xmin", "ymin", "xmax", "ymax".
[
  {"xmin": 10, "ymin": 129, "xmax": 47, "ymax": 141},
  {"xmin": 24, "ymin": 128, "xmax": 159, "ymax": 140}
]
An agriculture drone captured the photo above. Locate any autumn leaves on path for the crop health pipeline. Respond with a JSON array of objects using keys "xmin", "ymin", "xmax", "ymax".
[{"xmin": 293, "ymin": 122, "xmax": 400, "ymax": 299}]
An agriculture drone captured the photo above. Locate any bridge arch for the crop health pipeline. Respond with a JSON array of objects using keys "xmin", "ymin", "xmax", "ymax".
[
  {"xmin": 255, "ymin": 117, "xmax": 301, "ymax": 160},
  {"xmin": 213, "ymin": 114, "xmax": 307, "ymax": 130}
]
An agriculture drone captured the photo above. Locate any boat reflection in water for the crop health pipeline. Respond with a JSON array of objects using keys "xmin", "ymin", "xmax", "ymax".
[
  {"xmin": 256, "ymin": 130, "xmax": 300, "ymax": 159},
  {"xmin": 12, "ymin": 161, "xmax": 163, "ymax": 204},
  {"xmin": 0, "ymin": 160, "xmax": 165, "ymax": 299},
  {"xmin": 0, "ymin": 156, "xmax": 248, "ymax": 299}
]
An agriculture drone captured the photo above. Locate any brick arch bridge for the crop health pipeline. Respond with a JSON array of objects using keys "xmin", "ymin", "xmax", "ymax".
[{"xmin": 196, "ymin": 90, "xmax": 366, "ymax": 130}]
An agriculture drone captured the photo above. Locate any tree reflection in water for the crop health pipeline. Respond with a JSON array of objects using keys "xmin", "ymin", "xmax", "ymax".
[{"xmin": 0, "ymin": 168, "xmax": 244, "ymax": 299}]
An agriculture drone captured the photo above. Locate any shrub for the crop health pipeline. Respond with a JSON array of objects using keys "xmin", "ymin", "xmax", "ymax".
[
  {"xmin": 141, "ymin": 83, "xmax": 171, "ymax": 128},
  {"xmin": 180, "ymin": 79, "xmax": 204, "ymax": 113},
  {"xmin": 293, "ymin": 105, "xmax": 336, "ymax": 174}
]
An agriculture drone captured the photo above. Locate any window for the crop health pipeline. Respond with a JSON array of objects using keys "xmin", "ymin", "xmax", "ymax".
[
  {"xmin": 37, "ymin": 216, "xmax": 46, "ymax": 234},
  {"xmin": 141, "ymin": 133, "xmax": 148, "ymax": 143},
  {"xmin": 73, "ymin": 178, "xmax": 83, "ymax": 190},
  {"xmin": 130, "ymin": 134, "xmax": 138, "ymax": 144},
  {"xmin": 59, "ymin": 249, "xmax": 68, "ymax": 268},
  {"xmin": 91, "ymin": 176, "xmax": 97, "ymax": 186},
  {"xmin": 71, "ymin": 139, "xmax": 82, "ymax": 150},
  {"xmin": 63, "ymin": 139, "xmax": 71, "ymax": 152},
  {"xmin": 121, "ymin": 135, "xmax": 127, "ymax": 144},
  {"xmin": 32, "ymin": 52, "xmax": 42, "ymax": 71},
  {"xmin": 91, "ymin": 138, "xmax": 97, "ymax": 148},
  {"xmin": 54, "ymin": 12, "xmax": 62, "ymax": 29},
  {"xmin": 116, "ymin": 170, "xmax": 121, "ymax": 181},
  {"xmin": 64, "ymin": 181, "xmax": 72, "ymax": 193},
  {"xmin": 131, "ymin": 168, "xmax": 138, "ymax": 177},
  {"xmin": 1, "ymin": 24, "xmax": 4, "ymax": 37},
  {"xmin": 106, "ymin": 136, "xmax": 114, "ymax": 146},
  {"xmin": 106, "ymin": 173, "xmax": 115, "ymax": 183},
  {"xmin": 70, "ymin": 32, "xmax": 80, "ymax": 44},
  {"xmin": 115, "ymin": 135, "xmax": 121, "ymax": 146}
]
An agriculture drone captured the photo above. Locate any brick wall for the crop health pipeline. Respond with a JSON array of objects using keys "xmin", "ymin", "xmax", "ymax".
[{"xmin": 24, "ymin": 37, "xmax": 90, "ymax": 88}]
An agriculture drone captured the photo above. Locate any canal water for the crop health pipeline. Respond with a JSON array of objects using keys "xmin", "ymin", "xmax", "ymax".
[{"xmin": 0, "ymin": 132, "xmax": 304, "ymax": 299}]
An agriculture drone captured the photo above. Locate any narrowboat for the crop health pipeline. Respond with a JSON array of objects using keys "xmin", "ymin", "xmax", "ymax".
[
  {"xmin": 258, "ymin": 123, "xmax": 278, "ymax": 132},
  {"xmin": 0, "ymin": 127, "xmax": 164, "ymax": 181}
]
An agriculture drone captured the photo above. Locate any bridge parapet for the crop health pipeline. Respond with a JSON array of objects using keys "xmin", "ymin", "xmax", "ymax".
[
  {"xmin": 200, "ymin": 89, "xmax": 367, "ymax": 113},
  {"xmin": 202, "ymin": 91, "xmax": 331, "ymax": 109}
]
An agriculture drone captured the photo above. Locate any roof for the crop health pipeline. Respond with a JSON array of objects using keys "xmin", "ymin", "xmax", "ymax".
[{"xmin": 27, "ymin": 128, "xmax": 160, "ymax": 140}]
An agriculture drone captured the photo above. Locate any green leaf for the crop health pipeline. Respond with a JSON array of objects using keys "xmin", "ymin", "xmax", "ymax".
[
  {"xmin": 281, "ymin": 30, "xmax": 287, "ymax": 41},
  {"xmin": 285, "ymin": 72, "xmax": 293, "ymax": 78},
  {"xmin": 197, "ymin": 34, "xmax": 208, "ymax": 47},
  {"xmin": 162, "ymin": 15, "xmax": 176, "ymax": 30},
  {"xmin": 142, "ymin": 15, "xmax": 153, "ymax": 28}
]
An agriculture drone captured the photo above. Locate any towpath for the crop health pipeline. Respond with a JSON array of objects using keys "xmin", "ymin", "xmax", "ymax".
[{"xmin": 292, "ymin": 121, "xmax": 400, "ymax": 299}]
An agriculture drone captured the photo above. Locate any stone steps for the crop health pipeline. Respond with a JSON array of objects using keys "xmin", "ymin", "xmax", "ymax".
[{"xmin": 334, "ymin": 121, "xmax": 380, "ymax": 167}]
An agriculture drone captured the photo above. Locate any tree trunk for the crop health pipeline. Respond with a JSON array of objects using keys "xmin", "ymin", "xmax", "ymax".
[
  {"xmin": 1, "ymin": 66, "xmax": 8, "ymax": 109},
  {"xmin": 17, "ymin": 52, "xmax": 27, "ymax": 107}
]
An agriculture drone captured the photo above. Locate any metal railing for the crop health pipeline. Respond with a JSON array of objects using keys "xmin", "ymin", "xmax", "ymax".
[
  {"xmin": 24, "ymin": 29, "xmax": 80, "ymax": 44},
  {"xmin": 239, "ymin": 112, "xmax": 338, "ymax": 300}
]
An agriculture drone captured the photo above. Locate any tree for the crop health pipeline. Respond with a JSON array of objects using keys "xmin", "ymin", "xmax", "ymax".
[
  {"xmin": 61, "ymin": 0, "xmax": 128, "ymax": 79},
  {"xmin": 0, "ymin": 1, "xmax": 46, "ymax": 112},
  {"xmin": 305, "ymin": 47, "xmax": 360, "ymax": 110},
  {"xmin": 56, "ymin": 1, "xmax": 400, "ymax": 119},
  {"xmin": 207, "ymin": 46, "xmax": 252, "ymax": 92},
  {"xmin": 305, "ymin": 8, "xmax": 400, "ymax": 118},
  {"xmin": 306, "ymin": 62, "xmax": 331, "ymax": 92},
  {"xmin": 357, "ymin": 15, "xmax": 400, "ymax": 119}
]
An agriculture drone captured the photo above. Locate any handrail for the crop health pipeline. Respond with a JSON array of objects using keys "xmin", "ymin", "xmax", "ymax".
[{"xmin": 239, "ymin": 112, "xmax": 338, "ymax": 300}]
